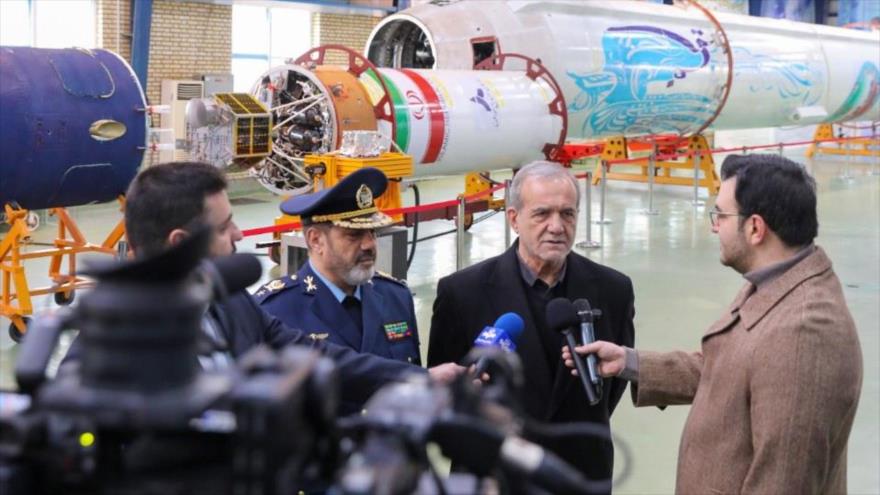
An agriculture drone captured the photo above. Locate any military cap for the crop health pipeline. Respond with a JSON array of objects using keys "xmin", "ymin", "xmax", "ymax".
[{"xmin": 280, "ymin": 167, "xmax": 393, "ymax": 229}]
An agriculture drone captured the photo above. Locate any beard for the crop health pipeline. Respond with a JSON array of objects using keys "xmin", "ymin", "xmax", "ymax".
[
  {"xmin": 341, "ymin": 251, "xmax": 376, "ymax": 286},
  {"xmin": 343, "ymin": 263, "xmax": 375, "ymax": 286},
  {"xmin": 720, "ymin": 237, "xmax": 752, "ymax": 274}
]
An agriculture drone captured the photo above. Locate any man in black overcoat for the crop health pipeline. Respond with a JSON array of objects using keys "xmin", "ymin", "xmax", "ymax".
[{"xmin": 428, "ymin": 160, "xmax": 635, "ymax": 489}]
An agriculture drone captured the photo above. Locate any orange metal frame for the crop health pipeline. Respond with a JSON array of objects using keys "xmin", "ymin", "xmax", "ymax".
[
  {"xmin": 1, "ymin": 198, "xmax": 126, "ymax": 335},
  {"xmin": 806, "ymin": 123, "xmax": 880, "ymax": 158},
  {"xmin": 270, "ymin": 152, "xmax": 415, "ymax": 251},
  {"xmin": 585, "ymin": 134, "xmax": 720, "ymax": 196}
]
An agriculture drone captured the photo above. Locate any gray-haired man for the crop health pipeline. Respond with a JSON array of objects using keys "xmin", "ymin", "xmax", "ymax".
[{"xmin": 427, "ymin": 160, "xmax": 636, "ymax": 489}]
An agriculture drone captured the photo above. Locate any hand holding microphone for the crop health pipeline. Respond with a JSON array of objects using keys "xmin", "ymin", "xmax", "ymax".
[
  {"xmin": 562, "ymin": 341, "xmax": 627, "ymax": 378},
  {"xmin": 572, "ymin": 298, "xmax": 603, "ymax": 397},
  {"xmin": 546, "ymin": 298, "xmax": 600, "ymax": 405}
]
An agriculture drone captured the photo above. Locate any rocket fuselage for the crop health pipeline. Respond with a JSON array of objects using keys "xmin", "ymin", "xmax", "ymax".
[
  {"xmin": 367, "ymin": 0, "xmax": 880, "ymax": 140},
  {"xmin": 190, "ymin": 1, "xmax": 880, "ymax": 196},
  {"xmin": 0, "ymin": 47, "xmax": 147, "ymax": 210},
  {"xmin": 362, "ymin": 67, "xmax": 562, "ymax": 175}
]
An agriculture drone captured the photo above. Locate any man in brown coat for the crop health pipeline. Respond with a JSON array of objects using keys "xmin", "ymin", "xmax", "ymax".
[{"xmin": 564, "ymin": 154, "xmax": 862, "ymax": 494}]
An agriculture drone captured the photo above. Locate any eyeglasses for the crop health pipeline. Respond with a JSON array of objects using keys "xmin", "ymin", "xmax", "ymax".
[{"xmin": 709, "ymin": 210, "xmax": 742, "ymax": 226}]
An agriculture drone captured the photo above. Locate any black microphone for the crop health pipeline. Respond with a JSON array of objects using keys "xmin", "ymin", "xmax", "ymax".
[
  {"xmin": 546, "ymin": 298, "xmax": 599, "ymax": 406},
  {"xmin": 573, "ymin": 298, "xmax": 603, "ymax": 400},
  {"xmin": 429, "ymin": 414, "xmax": 599, "ymax": 495},
  {"xmin": 201, "ymin": 253, "xmax": 263, "ymax": 299}
]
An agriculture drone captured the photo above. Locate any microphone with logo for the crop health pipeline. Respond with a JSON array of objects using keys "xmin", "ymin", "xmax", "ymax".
[
  {"xmin": 573, "ymin": 298, "xmax": 603, "ymax": 401},
  {"xmin": 547, "ymin": 298, "xmax": 600, "ymax": 405},
  {"xmin": 471, "ymin": 312, "xmax": 525, "ymax": 377}
]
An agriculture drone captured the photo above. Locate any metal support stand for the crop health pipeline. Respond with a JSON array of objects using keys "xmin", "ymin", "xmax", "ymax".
[
  {"xmin": 595, "ymin": 160, "xmax": 613, "ymax": 224},
  {"xmin": 839, "ymin": 130, "xmax": 854, "ymax": 182},
  {"xmin": 577, "ymin": 172, "xmax": 601, "ymax": 249},
  {"xmin": 456, "ymin": 196, "xmax": 466, "ymax": 270},
  {"xmin": 643, "ymin": 149, "xmax": 659, "ymax": 216},
  {"xmin": 870, "ymin": 124, "xmax": 880, "ymax": 176},
  {"xmin": 116, "ymin": 240, "xmax": 128, "ymax": 260},
  {"xmin": 503, "ymin": 179, "xmax": 512, "ymax": 248},
  {"xmin": 691, "ymin": 151, "xmax": 705, "ymax": 207},
  {"xmin": 778, "ymin": 143, "xmax": 784, "ymax": 156}
]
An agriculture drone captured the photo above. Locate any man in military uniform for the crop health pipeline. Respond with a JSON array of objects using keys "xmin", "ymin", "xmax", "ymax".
[
  {"xmin": 62, "ymin": 162, "xmax": 464, "ymax": 418},
  {"xmin": 257, "ymin": 168, "xmax": 421, "ymax": 365}
]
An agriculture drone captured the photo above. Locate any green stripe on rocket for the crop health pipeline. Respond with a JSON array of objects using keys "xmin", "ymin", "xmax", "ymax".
[
  {"xmin": 366, "ymin": 69, "xmax": 410, "ymax": 153},
  {"xmin": 826, "ymin": 61, "xmax": 880, "ymax": 122}
]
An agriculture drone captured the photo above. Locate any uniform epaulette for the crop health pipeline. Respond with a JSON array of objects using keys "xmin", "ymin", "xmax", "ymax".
[
  {"xmin": 254, "ymin": 274, "xmax": 299, "ymax": 302},
  {"xmin": 373, "ymin": 270, "xmax": 407, "ymax": 287}
]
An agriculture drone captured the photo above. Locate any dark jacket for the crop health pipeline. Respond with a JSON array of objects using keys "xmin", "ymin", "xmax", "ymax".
[
  {"xmin": 428, "ymin": 243, "xmax": 635, "ymax": 485},
  {"xmin": 212, "ymin": 290, "xmax": 423, "ymax": 407},
  {"xmin": 255, "ymin": 263, "xmax": 420, "ymax": 365},
  {"xmin": 64, "ymin": 290, "xmax": 424, "ymax": 411}
]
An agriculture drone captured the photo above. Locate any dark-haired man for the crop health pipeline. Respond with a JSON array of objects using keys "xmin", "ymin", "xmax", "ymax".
[
  {"xmin": 565, "ymin": 154, "xmax": 862, "ymax": 494},
  {"xmin": 68, "ymin": 161, "xmax": 463, "ymax": 411}
]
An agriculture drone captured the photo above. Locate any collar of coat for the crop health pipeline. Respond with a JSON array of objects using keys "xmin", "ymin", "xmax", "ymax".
[{"xmin": 707, "ymin": 246, "xmax": 833, "ymax": 339}]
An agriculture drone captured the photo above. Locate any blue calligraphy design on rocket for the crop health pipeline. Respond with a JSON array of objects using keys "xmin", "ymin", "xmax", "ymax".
[
  {"xmin": 567, "ymin": 25, "xmax": 719, "ymax": 136},
  {"xmin": 470, "ymin": 85, "xmax": 500, "ymax": 129},
  {"xmin": 733, "ymin": 47, "xmax": 824, "ymax": 102},
  {"xmin": 470, "ymin": 88, "xmax": 492, "ymax": 112}
]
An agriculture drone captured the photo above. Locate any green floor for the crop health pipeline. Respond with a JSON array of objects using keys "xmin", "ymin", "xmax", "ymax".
[{"xmin": 1, "ymin": 145, "xmax": 878, "ymax": 493}]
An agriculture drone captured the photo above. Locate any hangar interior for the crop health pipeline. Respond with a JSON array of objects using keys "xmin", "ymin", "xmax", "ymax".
[{"xmin": 0, "ymin": 1, "xmax": 878, "ymax": 494}]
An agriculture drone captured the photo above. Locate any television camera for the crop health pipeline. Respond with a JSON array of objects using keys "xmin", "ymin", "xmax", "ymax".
[{"xmin": 0, "ymin": 228, "xmax": 340, "ymax": 494}]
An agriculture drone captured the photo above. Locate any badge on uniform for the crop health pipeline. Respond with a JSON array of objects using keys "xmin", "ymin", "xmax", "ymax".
[
  {"xmin": 254, "ymin": 278, "xmax": 285, "ymax": 298},
  {"xmin": 304, "ymin": 275, "xmax": 317, "ymax": 293},
  {"xmin": 383, "ymin": 321, "xmax": 412, "ymax": 341}
]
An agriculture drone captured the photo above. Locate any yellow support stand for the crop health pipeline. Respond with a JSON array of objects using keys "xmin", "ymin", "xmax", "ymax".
[
  {"xmin": 465, "ymin": 172, "xmax": 505, "ymax": 209},
  {"xmin": 592, "ymin": 134, "xmax": 720, "ymax": 196},
  {"xmin": 806, "ymin": 123, "xmax": 879, "ymax": 158},
  {"xmin": 0, "ymin": 207, "xmax": 32, "ymax": 336},
  {"xmin": 591, "ymin": 136, "xmax": 629, "ymax": 185},
  {"xmin": 462, "ymin": 172, "xmax": 506, "ymax": 229},
  {"xmin": 1, "ymin": 198, "xmax": 126, "ymax": 339},
  {"xmin": 304, "ymin": 152, "xmax": 413, "ymax": 220},
  {"xmin": 270, "ymin": 152, "xmax": 415, "ymax": 254},
  {"xmin": 806, "ymin": 123, "xmax": 835, "ymax": 158}
]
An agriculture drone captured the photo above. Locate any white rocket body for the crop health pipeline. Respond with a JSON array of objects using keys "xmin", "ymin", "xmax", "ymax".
[
  {"xmin": 367, "ymin": 0, "xmax": 880, "ymax": 140},
  {"xmin": 189, "ymin": 0, "xmax": 879, "ymax": 195},
  {"xmin": 360, "ymin": 68, "xmax": 561, "ymax": 175}
]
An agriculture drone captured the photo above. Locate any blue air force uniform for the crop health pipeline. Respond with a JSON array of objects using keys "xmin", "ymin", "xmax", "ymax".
[
  {"xmin": 255, "ymin": 167, "xmax": 421, "ymax": 365},
  {"xmin": 255, "ymin": 261, "xmax": 421, "ymax": 364}
]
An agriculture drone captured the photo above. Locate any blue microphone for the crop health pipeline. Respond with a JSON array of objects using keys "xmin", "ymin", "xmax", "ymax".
[{"xmin": 472, "ymin": 312, "xmax": 525, "ymax": 376}]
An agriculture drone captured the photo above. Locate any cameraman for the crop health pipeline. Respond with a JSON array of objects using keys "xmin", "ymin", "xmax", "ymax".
[{"xmin": 63, "ymin": 161, "xmax": 463, "ymax": 412}]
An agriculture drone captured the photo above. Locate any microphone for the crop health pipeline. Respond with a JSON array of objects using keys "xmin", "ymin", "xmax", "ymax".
[
  {"xmin": 428, "ymin": 414, "xmax": 601, "ymax": 495},
  {"xmin": 201, "ymin": 253, "xmax": 263, "ymax": 299},
  {"xmin": 472, "ymin": 312, "xmax": 525, "ymax": 376},
  {"xmin": 546, "ymin": 298, "xmax": 599, "ymax": 406},
  {"xmin": 573, "ymin": 299, "xmax": 603, "ymax": 399}
]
